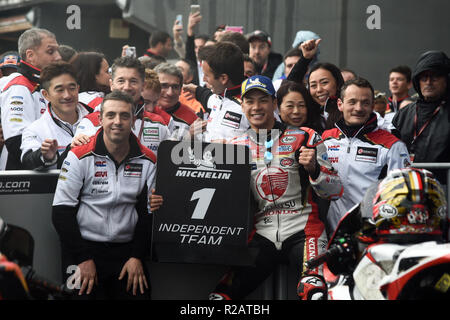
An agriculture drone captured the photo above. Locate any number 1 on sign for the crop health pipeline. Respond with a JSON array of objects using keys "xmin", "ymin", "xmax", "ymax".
[{"xmin": 190, "ymin": 188, "xmax": 216, "ymax": 219}]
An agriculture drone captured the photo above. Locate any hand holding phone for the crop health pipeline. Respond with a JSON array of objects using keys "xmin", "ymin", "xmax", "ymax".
[{"xmin": 190, "ymin": 4, "xmax": 200, "ymax": 15}]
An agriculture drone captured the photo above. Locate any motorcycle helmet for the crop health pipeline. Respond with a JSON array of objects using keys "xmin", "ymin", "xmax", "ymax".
[{"xmin": 369, "ymin": 168, "xmax": 447, "ymax": 243}]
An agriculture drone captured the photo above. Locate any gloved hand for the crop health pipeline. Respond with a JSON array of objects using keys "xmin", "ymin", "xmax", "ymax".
[{"xmin": 297, "ymin": 274, "xmax": 327, "ymax": 300}]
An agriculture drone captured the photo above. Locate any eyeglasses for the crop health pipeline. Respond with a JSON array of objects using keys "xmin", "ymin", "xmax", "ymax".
[{"xmin": 160, "ymin": 83, "xmax": 182, "ymax": 91}]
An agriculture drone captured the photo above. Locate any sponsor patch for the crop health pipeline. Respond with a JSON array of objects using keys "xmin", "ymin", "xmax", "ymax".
[
  {"xmin": 286, "ymin": 129, "xmax": 305, "ymax": 135},
  {"xmin": 327, "ymin": 145, "xmax": 340, "ymax": 151},
  {"xmin": 143, "ymin": 127, "xmax": 159, "ymax": 142},
  {"xmin": 255, "ymin": 167, "xmax": 288, "ymax": 202},
  {"xmin": 95, "ymin": 171, "xmax": 107, "ymax": 177},
  {"xmin": 277, "ymin": 145, "xmax": 293, "ymax": 153},
  {"xmin": 221, "ymin": 111, "xmax": 242, "ymax": 129},
  {"xmin": 378, "ymin": 204, "xmax": 398, "ymax": 218},
  {"xmin": 355, "ymin": 147, "xmax": 378, "ymax": 163},
  {"xmin": 10, "ymin": 100, "xmax": 23, "ymax": 106},
  {"xmin": 281, "ymin": 136, "xmax": 296, "ymax": 144},
  {"xmin": 95, "ymin": 160, "xmax": 106, "ymax": 167},
  {"xmin": 280, "ymin": 158, "xmax": 294, "ymax": 167},
  {"xmin": 124, "ymin": 163, "xmax": 143, "ymax": 177},
  {"xmin": 328, "ymin": 157, "xmax": 339, "ymax": 163}
]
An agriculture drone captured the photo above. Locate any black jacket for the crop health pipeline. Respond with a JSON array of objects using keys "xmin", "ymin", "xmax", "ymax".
[
  {"xmin": 392, "ymin": 51, "xmax": 450, "ymax": 182},
  {"xmin": 256, "ymin": 52, "xmax": 283, "ymax": 79}
]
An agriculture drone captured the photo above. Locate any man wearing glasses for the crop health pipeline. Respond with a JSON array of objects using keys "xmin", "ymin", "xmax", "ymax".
[
  {"xmin": 154, "ymin": 62, "xmax": 199, "ymax": 140},
  {"xmin": 207, "ymin": 75, "xmax": 343, "ymax": 300}
]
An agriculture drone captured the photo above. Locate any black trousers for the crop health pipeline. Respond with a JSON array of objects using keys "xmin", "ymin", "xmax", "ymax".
[
  {"xmin": 212, "ymin": 231, "xmax": 309, "ymax": 300},
  {"xmin": 61, "ymin": 241, "xmax": 151, "ymax": 300}
]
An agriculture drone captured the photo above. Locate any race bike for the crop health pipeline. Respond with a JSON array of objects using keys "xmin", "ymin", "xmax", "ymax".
[
  {"xmin": 304, "ymin": 204, "xmax": 450, "ymax": 300},
  {"xmin": 0, "ymin": 216, "xmax": 72, "ymax": 300}
]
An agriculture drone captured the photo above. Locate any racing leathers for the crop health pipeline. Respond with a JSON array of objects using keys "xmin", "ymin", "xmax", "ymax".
[
  {"xmin": 210, "ymin": 122, "xmax": 343, "ymax": 300},
  {"xmin": 0, "ymin": 61, "xmax": 47, "ymax": 169},
  {"xmin": 322, "ymin": 112, "xmax": 410, "ymax": 233},
  {"xmin": 20, "ymin": 102, "xmax": 93, "ymax": 169}
]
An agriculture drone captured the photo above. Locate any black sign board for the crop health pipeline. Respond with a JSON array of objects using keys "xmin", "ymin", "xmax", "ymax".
[
  {"xmin": 0, "ymin": 170, "xmax": 59, "ymax": 194},
  {"xmin": 152, "ymin": 140, "xmax": 254, "ymax": 266}
]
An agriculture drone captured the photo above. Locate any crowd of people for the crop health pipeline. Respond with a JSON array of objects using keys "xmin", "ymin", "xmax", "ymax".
[{"xmin": 0, "ymin": 10, "xmax": 449, "ymax": 300}]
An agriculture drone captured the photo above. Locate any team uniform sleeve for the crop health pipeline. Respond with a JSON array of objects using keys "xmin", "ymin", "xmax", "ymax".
[
  {"xmin": 51, "ymin": 151, "xmax": 93, "ymax": 264},
  {"xmin": 1, "ymin": 86, "xmax": 37, "ymax": 167},
  {"xmin": 73, "ymin": 117, "xmax": 98, "ymax": 139},
  {"xmin": 20, "ymin": 124, "xmax": 42, "ymax": 160},
  {"xmin": 1, "ymin": 85, "xmax": 36, "ymax": 140},
  {"xmin": 387, "ymin": 140, "xmax": 411, "ymax": 171},
  {"xmin": 306, "ymin": 131, "xmax": 344, "ymax": 201},
  {"xmin": 195, "ymin": 86, "xmax": 214, "ymax": 112}
]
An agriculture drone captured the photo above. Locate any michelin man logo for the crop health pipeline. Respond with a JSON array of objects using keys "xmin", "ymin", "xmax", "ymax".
[{"xmin": 188, "ymin": 147, "xmax": 216, "ymax": 170}]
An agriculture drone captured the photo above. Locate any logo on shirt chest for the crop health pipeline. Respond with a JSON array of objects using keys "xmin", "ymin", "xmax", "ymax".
[
  {"xmin": 355, "ymin": 146, "xmax": 378, "ymax": 163},
  {"xmin": 221, "ymin": 111, "xmax": 242, "ymax": 129},
  {"xmin": 124, "ymin": 163, "xmax": 143, "ymax": 178},
  {"xmin": 143, "ymin": 127, "xmax": 159, "ymax": 142}
]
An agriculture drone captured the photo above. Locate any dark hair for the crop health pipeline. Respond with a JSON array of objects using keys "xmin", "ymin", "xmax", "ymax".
[
  {"xmin": 100, "ymin": 90, "xmax": 134, "ymax": 115},
  {"xmin": 195, "ymin": 34, "xmax": 210, "ymax": 42},
  {"xmin": 206, "ymin": 42, "xmax": 244, "ymax": 85},
  {"xmin": 40, "ymin": 61, "xmax": 77, "ymax": 90},
  {"xmin": 58, "ymin": 45, "xmax": 77, "ymax": 62},
  {"xmin": 111, "ymin": 56, "xmax": 145, "ymax": 82},
  {"xmin": 198, "ymin": 45, "xmax": 215, "ymax": 61},
  {"xmin": 340, "ymin": 77, "xmax": 375, "ymax": 101},
  {"xmin": 277, "ymin": 80, "xmax": 323, "ymax": 133},
  {"xmin": 149, "ymin": 30, "xmax": 172, "ymax": 48},
  {"xmin": 308, "ymin": 62, "xmax": 345, "ymax": 130},
  {"xmin": 139, "ymin": 55, "xmax": 165, "ymax": 70},
  {"xmin": 284, "ymin": 48, "xmax": 302, "ymax": 61},
  {"xmin": 389, "ymin": 65, "xmax": 412, "ymax": 82},
  {"xmin": 309, "ymin": 62, "xmax": 345, "ymax": 97},
  {"xmin": 219, "ymin": 32, "xmax": 249, "ymax": 54},
  {"xmin": 177, "ymin": 58, "xmax": 196, "ymax": 77},
  {"xmin": 71, "ymin": 51, "xmax": 109, "ymax": 93}
]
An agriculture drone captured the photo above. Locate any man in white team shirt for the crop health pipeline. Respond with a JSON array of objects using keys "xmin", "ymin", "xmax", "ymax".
[
  {"xmin": 183, "ymin": 41, "xmax": 250, "ymax": 143},
  {"xmin": 20, "ymin": 61, "xmax": 92, "ymax": 170},
  {"xmin": 0, "ymin": 28, "xmax": 61, "ymax": 169}
]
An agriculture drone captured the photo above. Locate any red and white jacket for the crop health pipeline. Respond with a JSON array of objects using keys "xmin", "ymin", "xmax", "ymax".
[
  {"xmin": 75, "ymin": 109, "xmax": 169, "ymax": 156},
  {"xmin": 322, "ymin": 113, "xmax": 410, "ymax": 233},
  {"xmin": 52, "ymin": 129, "xmax": 156, "ymax": 250},
  {"xmin": 78, "ymin": 91, "xmax": 105, "ymax": 111},
  {"xmin": 229, "ymin": 122, "xmax": 343, "ymax": 250}
]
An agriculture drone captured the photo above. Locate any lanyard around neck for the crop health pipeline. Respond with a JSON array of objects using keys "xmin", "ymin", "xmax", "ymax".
[{"xmin": 411, "ymin": 101, "xmax": 443, "ymax": 146}]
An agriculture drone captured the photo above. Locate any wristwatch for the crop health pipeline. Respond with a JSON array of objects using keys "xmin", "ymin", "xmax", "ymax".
[{"xmin": 40, "ymin": 153, "xmax": 58, "ymax": 167}]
